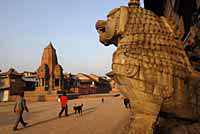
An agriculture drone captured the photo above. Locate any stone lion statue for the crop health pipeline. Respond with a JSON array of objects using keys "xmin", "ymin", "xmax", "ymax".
[{"xmin": 96, "ymin": 0, "xmax": 200, "ymax": 134}]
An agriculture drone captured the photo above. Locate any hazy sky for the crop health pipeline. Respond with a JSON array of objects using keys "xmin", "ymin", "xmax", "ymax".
[{"xmin": 0, "ymin": 0, "xmax": 144, "ymax": 76}]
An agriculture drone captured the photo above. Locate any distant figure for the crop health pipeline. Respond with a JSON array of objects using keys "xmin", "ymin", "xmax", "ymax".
[
  {"xmin": 124, "ymin": 97, "xmax": 131, "ymax": 108},
  {"xmin": 127, "ymin": 98, "xmax": 131, "ymax": 108},
  {"xmin": 58, "ymin": 92, "xmax": 68, "ymax": 117},
  {"xmin": 101, "ymin": 98, "xmax": 104, "ymax": 103},
  {"xmin": 124, "ymin": 98, "xmax": 128, "ymax": 108},
  {"xmin": 13, "ymin": 91, "xmax": 29, "ymax": 131}
]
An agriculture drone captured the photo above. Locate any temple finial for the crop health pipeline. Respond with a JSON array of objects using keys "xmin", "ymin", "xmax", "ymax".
[
  {"xmin": 48, "ymin": 41, "xmax": 53, "ymax": 47},
  {"xmin": 128, "ymin": 0, "xmax": 140, "ymax": 7}
]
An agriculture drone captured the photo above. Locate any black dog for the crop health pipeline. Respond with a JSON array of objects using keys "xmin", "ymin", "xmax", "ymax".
[{"xmin": 73, "ymin": 104, "xmax": 83, "ymax": 115}]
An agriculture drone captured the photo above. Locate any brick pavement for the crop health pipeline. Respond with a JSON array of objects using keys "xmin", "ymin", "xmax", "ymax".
[{"xmin": 0, "ymin": 97, "xmax": 130, "ymax": 134}]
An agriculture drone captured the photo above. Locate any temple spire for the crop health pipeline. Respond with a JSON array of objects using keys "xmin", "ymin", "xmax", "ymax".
[{"xmin": 47, "ymin": 41, "xmax": 54, "ymax": 49}]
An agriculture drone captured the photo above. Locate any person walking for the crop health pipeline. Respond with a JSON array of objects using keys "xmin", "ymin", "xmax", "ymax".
[
  {"xmin": 13, "ymin": 91, "xmax": 29, "ymax": 131},
  {"xmin": 123, "ymin": 97, "xmax": 131, "ymax": 108},
  {"xmin": 126, "ymin": 98, "xmax": 131, "ymax": 108},
  {"xmin": 58, "ymin": 92, "xmax": 68, "ymax": 117}
]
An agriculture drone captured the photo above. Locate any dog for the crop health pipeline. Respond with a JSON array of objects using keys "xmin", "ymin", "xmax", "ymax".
[{"xmin": 73, "ymin": 104, "xmax": 83, "ymax": 115}]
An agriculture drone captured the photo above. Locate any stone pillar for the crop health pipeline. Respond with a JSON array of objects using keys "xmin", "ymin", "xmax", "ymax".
[
  {"xmin": 44, "ymin": 78, "xmax": 46, "ymax": 91},
  {"xmin": 35, "ymin": 80, "xmax": 38, "ymax": 87},
  {"xmin": 39, "ymin": 79, "xmax": 41, "ymax": 87},
  {"xmin": 41, "ymin": 78, "xmax": 43, "ymax": 86},
  {"xmin": 43, "ymin": 78, "xmax": 45, "ymax": 87},
  {"xmin": 59, "ymin": 79, "xmax": 62, "ymax": 90},
  {"xmin": 41, "ymin": 78, "xmax": 43, "ymax": 87},
  {"xmin": 37, "ymin": 79, "xmax": 39, "ymax": 87},
  {"xmin": 40, "ymin": 79, "xmax": 42, "ymax": 87},
  {"xmin": 48, "ymin": 76, "xmax": 52, "ymax": 94}
]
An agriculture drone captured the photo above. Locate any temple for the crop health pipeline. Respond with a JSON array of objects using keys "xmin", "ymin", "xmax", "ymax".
[{"xmin": 35, "ymin": 42, "xmax": 64, "ymax": 94}]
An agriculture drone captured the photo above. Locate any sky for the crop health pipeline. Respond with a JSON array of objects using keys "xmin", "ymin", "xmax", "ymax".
[{"xmin": 0, "ymin": 0, "xmax": 144, "ymax": 76}]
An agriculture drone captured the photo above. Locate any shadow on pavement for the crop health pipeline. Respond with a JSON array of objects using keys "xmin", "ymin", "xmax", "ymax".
[
  {"xmin": 26, "ymin": 107, "xmax": 97, "ymax": 128},
  {"xmin": 28, "ymin": 116, "xmax": 59, "ymax": 127}
]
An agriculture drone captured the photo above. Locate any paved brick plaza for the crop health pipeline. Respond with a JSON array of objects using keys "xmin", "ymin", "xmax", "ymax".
[{"xmin": 0, "ymin": 96, "xmax": 129, "ymax": 134}]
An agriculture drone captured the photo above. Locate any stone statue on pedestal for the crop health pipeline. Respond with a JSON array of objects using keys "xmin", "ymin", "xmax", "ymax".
[{"xmin": 96, "ymin": 0, "xmax": 200, "ymax": 133}]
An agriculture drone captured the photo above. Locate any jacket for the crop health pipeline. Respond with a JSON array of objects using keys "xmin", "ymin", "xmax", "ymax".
[{"xmin": 60, "ymin": 95, "xmax": 68, "ymax": 107}]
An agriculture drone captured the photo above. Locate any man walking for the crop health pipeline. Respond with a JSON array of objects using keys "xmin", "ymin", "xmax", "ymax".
[
  {"xmin": 58, "ymin": 92, "xmax": 68, "ymax": 117},
  {"xmin": 124, "ymin": 98, "xmax": 128, "ymax": 108},
  {"xmin": 13, "ymin": 91, "xmax": 29, "ymax": 131}
]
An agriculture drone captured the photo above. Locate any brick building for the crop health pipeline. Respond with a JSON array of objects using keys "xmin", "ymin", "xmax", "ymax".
[
  {"xmin": 22, "ymin": 71, "xmax": 36, "ymax": 91},
  {"xmin": 68, "ymin": 73, "xmax": 111, "ymax": 95},
  {"xmin": 0, "ymin": 68, "xmax": 24, "ymax": 101}
]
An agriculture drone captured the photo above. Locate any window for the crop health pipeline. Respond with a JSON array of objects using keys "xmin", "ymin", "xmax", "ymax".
[{"xmin": 0, "ymin": 79, "xmax": 5, "ymax": 87}]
